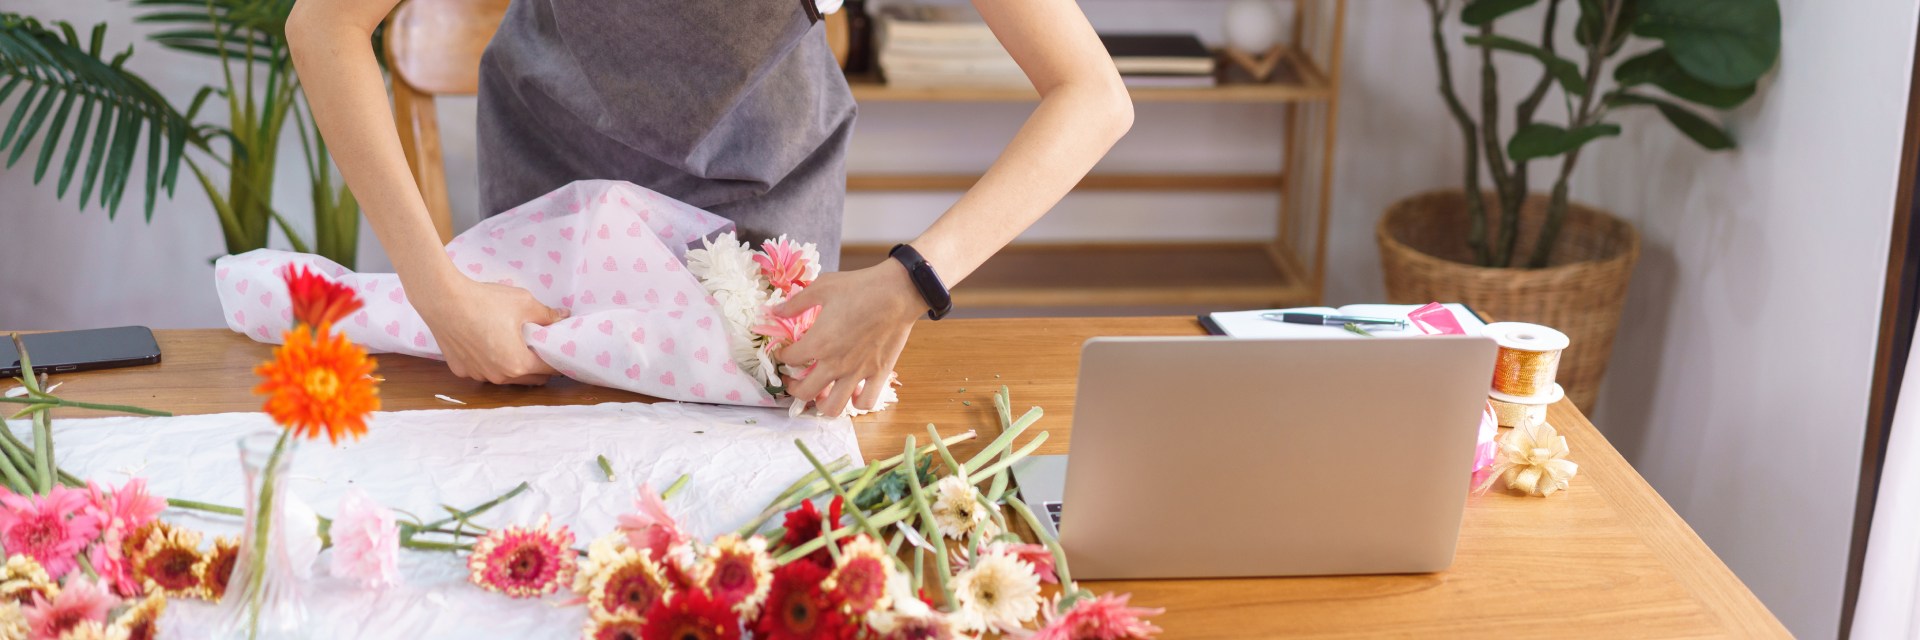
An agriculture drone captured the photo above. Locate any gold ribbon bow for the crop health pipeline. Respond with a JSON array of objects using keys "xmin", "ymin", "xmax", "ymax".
[{"xmin": 1480, "ymin": 421, "xmax": 1579, "ymax": 497}]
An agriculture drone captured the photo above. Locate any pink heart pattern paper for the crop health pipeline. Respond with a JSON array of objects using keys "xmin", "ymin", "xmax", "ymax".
[{"xmin": 215, "ymin": 180, "xmax": 780, "ymax": 408}]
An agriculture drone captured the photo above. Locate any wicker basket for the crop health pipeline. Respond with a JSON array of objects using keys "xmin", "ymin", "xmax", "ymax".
[{"xmin": 1377, "ymin": 190, "xmax": 1640, "ymax": 411}]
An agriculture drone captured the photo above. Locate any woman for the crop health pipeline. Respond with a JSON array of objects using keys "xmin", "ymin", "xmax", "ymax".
[{"xmin": 286, "ymin": 0, "xmax": 1132, "ymax": 416}]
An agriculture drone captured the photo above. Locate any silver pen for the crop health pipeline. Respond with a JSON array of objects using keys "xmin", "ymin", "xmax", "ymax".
[{"xmin": 1260, "ymin": 312, "xmax": 1409, "ymax": 331}]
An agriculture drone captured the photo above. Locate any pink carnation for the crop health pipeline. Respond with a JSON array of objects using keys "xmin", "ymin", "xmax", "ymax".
[
  {"xmin": 753, "ymin": 236, "xmax": 816, "ymax": 294},
  {"xmin": 24, "ymin": 578, "xmax": 116, "ymax": 639},
  {"xmin": 1032, "ymin": 593, "xmax": 1164, "ymax": 640},
  {"xmin": 329, "ymin": 488, "xmax": 401, "ymax": 589},
  {"xmin": 616, "ymin": 483, "xmax": 690, "ymax": 563},
  {"xmin": 0, "ymin": 487, "xmax": 101, "ymax": 578}
]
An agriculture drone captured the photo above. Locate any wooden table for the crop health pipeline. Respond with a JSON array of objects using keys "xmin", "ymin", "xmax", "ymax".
[{"xmin": 23, "ymin": 318, "xmax": 1786, "ymax": 637}]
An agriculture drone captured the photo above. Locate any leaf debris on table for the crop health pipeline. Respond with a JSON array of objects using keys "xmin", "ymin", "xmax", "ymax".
[{"xmin": 434, "ymin": 394, "xmax": 468, "ymax": 405}]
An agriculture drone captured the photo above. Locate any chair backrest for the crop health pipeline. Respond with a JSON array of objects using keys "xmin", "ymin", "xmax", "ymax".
[{"xmin": 384, "ymin": 0, "xmax": 510, "ymax": 242}]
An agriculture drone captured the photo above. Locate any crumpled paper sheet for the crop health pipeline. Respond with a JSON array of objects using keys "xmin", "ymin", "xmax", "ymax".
[
  {"xmin": 6, "ymin": 402, "xmax": 860, "ymax": 639},
  {"xmin": 215, "ymin": 180, "xmax": 780, "ymax": 408}
]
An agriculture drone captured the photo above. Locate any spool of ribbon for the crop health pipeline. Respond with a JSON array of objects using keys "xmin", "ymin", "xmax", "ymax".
[
  {"xmin": 1489, "ymin": 397, "xmax": 1547, "ymax": 429},
  {"xmin": 1484, "ymin": 322, "xmax": 1570, "ymax": 403}
]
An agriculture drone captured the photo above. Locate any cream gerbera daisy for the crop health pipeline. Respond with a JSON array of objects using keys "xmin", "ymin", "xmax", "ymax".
[
  {"xmin": 929, "ymin": 475, "xmax": 996, "ymax": 540},
  {"xmin": 825, "ymin": 535, "xmax": 893, "ymax": 615},
  {"xmin": 699, "ymin": 534, "xmax": 773, "ymax": 617},
  {"xmin": 572, "ymin": 533, "xmax": 628, "ymax": 596},
  {"xmin": 951, "ymin": 552, "xmax": 1042, "ymax": 635},
  {"xmin": 0, "ymin": 601, "xmax": 26, "ymax": 640},
  {"xmin": 54, "ymin": 620, "xmax": 109, "ymax": 640},
  {"xmin": 587, "ymin": 546, "xmax": 671, "ymax": 623},
  {"xmin": 130, "ymin": 525, "xmax": 204, "ymax": 600},
  {"xmin": 108, "ymin": 593, "xmax": 164, "ymax": 640},
  {"xmin": 0, "ymin": 555, "xmax": 56, "ymax": 606}
]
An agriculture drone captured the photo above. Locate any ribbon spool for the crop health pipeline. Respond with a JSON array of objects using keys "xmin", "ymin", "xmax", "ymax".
[
  {"xmin": 1489, "ymin": 397, "xmax": 1548, "ymax": 428},
  {"xmin": 1484, "ymin": 322, "xmax": 1570, "ymax": 405}
]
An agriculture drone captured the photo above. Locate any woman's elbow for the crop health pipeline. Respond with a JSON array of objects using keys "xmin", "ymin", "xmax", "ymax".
[
  {"xmin": 1095, "ymin": 74, "xmax": 1135, "ymax": 143},
  {"xmin": 284, "ymin": 0, "xmax": 354, "ymax": 69}
]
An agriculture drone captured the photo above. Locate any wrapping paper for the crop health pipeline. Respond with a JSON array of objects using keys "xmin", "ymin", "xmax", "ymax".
[
  {"xmin": 216, "ymin": 180, "xmax": 780, "ymax": 408},
  {"xmin": 4, "ymin": 402, "xmax": 861, "ymax": 639}
]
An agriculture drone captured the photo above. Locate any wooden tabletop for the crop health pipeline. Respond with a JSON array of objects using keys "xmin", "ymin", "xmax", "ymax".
[{"xmin": 18, "ymin": 318, "xmax": 1786, "ymax": 637}]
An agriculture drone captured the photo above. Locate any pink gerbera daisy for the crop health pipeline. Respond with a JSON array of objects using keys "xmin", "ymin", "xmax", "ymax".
[
  {"xmin": 753, "ymin": 236, "xmax": 817, "ymax": 294},
  {"xmin": 467, "ymin": 515, "xmax": 577, "ymax": 598},
  {"xmin": 86, "ymin": 479, "xmax": 164, "ymax": 535},
  {"xmin": 617, "ymin": 484, "xmax": 690, "ymax": 563},
  {"xmin": 0, "ymin": 487, "xmax": 101, "ymax": 578},
  {"xmin": 1031, "ymin": 593, "xmax": 1164, "ymax": 640},
  {"xmin": 751, "ymin": 306, "xmax": 819, "ymax": 353},
  {"xmin": 24, "ymin": 578, "xmax": 115, "ymax": 639}
]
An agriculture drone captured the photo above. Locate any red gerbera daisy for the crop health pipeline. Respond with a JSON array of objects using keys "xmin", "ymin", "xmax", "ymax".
[
  {"xmin": 640, "ymin": 589, "xmax": 742, "ymax": 640},
  {"xmin": 753, "ymin": 560, "xmax": 854, "ymax": 640},
  {"xmin": 778, "ymin": 497, "xmax": 844, "ymax": 568},
  {"xmin": 282, "ymin": 265, "xmax": 364, "ymax": 327}
]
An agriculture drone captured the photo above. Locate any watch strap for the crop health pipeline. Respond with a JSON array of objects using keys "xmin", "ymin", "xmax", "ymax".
[{"xmin": 889, "ymin": 244, "xmax": 953, "ymax": 320}]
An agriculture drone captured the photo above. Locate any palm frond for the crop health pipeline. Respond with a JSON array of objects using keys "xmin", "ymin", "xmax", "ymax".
[
  {"xmin": 0, "ymin": 13, "xmax": 203, "ymax": 220},
  {"xmin": 124, "ymin": 0, "xmax": 294, "ymax": 62}
]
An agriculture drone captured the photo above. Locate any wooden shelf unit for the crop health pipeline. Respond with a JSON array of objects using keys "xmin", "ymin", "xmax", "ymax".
[{"xmin": 847, "ymin": 0, "xmax": 1347, "ymax": 309}]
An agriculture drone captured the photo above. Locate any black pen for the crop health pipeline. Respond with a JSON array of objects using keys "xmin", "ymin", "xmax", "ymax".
[{"xmin": 1260, "ymin": 312, "xmax": 1409, "ymax": 331}]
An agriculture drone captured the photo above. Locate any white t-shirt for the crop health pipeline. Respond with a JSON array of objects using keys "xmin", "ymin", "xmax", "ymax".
[{"xmin": 817, "ymin": 0, "xmax": 844, "ymax": 16}]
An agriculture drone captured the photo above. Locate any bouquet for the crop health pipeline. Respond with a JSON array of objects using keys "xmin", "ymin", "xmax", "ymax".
[
  {"xmin": 685, "ymin": 232, "xmax": 899, "ymax": 418},
  {"xmin": 467, "ymin": 388, "xmax": 1162, "ymax": 640}
]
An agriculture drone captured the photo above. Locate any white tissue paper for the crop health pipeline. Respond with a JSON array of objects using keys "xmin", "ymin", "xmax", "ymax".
[
  {"xmin": 11, "ymin": 401, "xmax": 860, "ymax": 639},
  {"xmin": 215, "ymin": 180, "xmax": 781, "ymax": 408}
]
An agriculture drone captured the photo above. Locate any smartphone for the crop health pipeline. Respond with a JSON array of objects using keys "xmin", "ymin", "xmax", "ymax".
[{"xmin": 0, "ymin": 326, "xmax": 162, "ymax": 378}]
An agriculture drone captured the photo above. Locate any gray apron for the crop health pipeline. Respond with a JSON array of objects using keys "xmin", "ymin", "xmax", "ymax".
[{"xmin": 477, "ymin": 0, "xmax": 856, "ymax": 269}]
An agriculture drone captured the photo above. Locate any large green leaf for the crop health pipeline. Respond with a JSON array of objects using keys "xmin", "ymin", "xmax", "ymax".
[
  {"xmin": 1611, "ymin": 92, "xmax": 1735, "ymax": 150},
  {"xmin": 0, "ymin": 13, "xmax": 202, "ymax": 219},
  {"xmin": 1507, "ymin": 122, "xmax": 1622, "ymax": 161},
  {"xmin": 1466, "ymin": 34, "xmax": 1587, "ymax": 96},
  {"xmin": 1462, "ymin": 0, "xmax": 1539, "ymax": 25},
  {"xmin": 1614, "ymin": 48, "xmax": 1756, "ymax": 109},
  {"xmin": 1634, "ymin": 0, "xmax": 1780, "ymax": 88},
  {"xmin": 1575, "ymin": 0, "xmax": 1638, "ymax": 55}
]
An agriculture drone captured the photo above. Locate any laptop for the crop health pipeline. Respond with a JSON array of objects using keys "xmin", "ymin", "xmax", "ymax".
[{"xmin": 1011, "ymin": 335, "xmax": 1497, "ymax": 580}]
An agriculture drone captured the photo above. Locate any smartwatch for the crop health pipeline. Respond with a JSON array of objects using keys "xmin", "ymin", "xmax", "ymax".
[{"xmin": 889, "ymin": 244, "xmax": 953, "ymax": 320}]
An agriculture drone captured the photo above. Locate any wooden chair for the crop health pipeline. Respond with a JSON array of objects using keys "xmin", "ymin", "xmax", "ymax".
[{"xmin": 384, "ymin": 0, "xmax": 511, "ymax": 242}]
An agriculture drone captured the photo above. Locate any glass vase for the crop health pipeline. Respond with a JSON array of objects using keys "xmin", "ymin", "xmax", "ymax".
[{"xmin": 215, "ymin": 430, "xmax": 310, "ymax": 640}]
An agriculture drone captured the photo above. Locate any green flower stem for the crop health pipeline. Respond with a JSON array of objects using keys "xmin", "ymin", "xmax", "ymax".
[
  {"xmin": 774, "ymin": 456, "xmax": 850, "ymax": 502},
  {"xmin": 926, "ymin": 425, "xmax": 964, "ymax": 475},
  {"xmin": 9, "ymin": 336, "xmax": 41, "ymax": 395},
  {"xmin": 986, "ymin": 466, "xmax": 1010, "ymax": 504},
  {"xmin": 423, "ymin": 482, "xmax": 530, "ymax": 531},
  {"xmin": 243, "ymin": 430, "xmax": 293, "ymax": 640},
  {"xmin": 794, "ymin": 440, "xmax": 889, "ymax": 547},
  {"xmin": 772, "ymin": 502, "xmax": 913, "ymax": 565},
  {"xmin": 962, "ymin": 404, "xmax": 1042, "ymax": 472},
  {"xmin": 0, "ymin": 396, "xmax": 173, "ymax": 417},
  {"xmin": 968, "ymin": 431, "xmax": 1049, "ymax": 486},
  {"xmin": 596, "ymin": 455, "xmax": 615, "ymax": 482},
  {"xmin": 167, "ymin": 498, "xmax": 245, "ymax": 517},
  {"xmin": 399, "ymin": 539, "xmax": 472, "ymax": 553},
  {"xmin": 844, "ymin": 459, "xmax": 885, "ymax": 499},
  {"xmin": 901, "ymin": 435, "xmax": 955, "ymax": 611},
  {"xmin": 0, "ymin": 429, "xmax": 35, "ymax": 494},
  {"xmin": 1006, "ymin": 498, "xmax": 1073, "ymax": 589},
  {"xmin": 739, "ymin": 432, "xmax": 975, "ymax": 537},
  {"xmin": 31, "ymin": 410, "xmax": 52, "ymax": 493},
  {"xmin": 661, "ymin": 473, "xmax": 690, "ymax": 501},
  {"xmin": 911, "ymin": 545, "xmax": 926, "ymax": 591}
]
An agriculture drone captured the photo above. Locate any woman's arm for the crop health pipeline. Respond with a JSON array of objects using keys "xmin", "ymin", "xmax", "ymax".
[
  {"xmin": 776, "ymin": 0, "xmax": 1132, "ymax": 414},
  {"xmin": 287, "ymin": 0, "xmax": 565, "ymax": 385}
]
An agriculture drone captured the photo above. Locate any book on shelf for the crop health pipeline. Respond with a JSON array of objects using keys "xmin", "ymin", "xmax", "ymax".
[
  {"xmin": 1122, "ymin": 74, "xmax": 1219, "ymax": 89},
  {"xmin": 1100, "ymin": 33, "xmax": 1216, "ymax": 76},
  {"xmin": 878, "ymin": 2, "xmax": 1023, "ymax": 88}
]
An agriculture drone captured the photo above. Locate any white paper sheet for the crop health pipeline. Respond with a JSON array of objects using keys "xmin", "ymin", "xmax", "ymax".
[{"xmin": 6, "ymin": 402, "xmax": 862, "ymax": 639}]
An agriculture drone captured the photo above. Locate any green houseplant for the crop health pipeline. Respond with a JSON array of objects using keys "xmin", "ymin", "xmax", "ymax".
[
  {"xmin": 1377, "ymin": 0, "xmax": 1780, "ymax": 409},
  {"xmin": 0, "ymin": 0, "xmax": 363, "ymax": 267}
]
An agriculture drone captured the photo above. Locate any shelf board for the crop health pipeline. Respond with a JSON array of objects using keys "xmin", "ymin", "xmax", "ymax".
[
  {"xmin": 848, "ymin": 48, "xmax": 1333, "ymax": 104},
  {"xmin": 847, "ymin": 173, "xmax": 1284, "ymax": 192},
  {"xmin": 840, "ymin": 242, "xmax": 1315, "ymax": 308}
]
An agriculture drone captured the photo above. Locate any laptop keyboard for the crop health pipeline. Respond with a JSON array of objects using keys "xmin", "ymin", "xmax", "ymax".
[{"xmin": 1044, "ymin": 501, "xmax": 1062, "ymax": 528}]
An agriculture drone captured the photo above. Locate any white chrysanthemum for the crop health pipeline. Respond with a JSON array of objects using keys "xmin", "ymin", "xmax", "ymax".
[
  {"xmin": 684, "ymin": 232, "xmax": 759, "ymax": 286},
  {"xmin": 930, "ymin": 475, "xmax": 995, "ymax": 540},
  {"xmin": 950, "ymin": 552, "xmax": 1043, "ymax": 634},
  {"xmin": 867, "ymin": 572, "xmax": 959, "ymax": 635}
]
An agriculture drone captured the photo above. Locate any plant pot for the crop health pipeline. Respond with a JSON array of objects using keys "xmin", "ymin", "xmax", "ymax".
[{"xmin": 1376, "ymin": 190, "xmax": 1639, "ymax": 412}]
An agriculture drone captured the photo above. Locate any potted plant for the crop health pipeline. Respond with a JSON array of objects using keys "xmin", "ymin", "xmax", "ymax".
[
  {"xmin": 1379, "ymin": 0, "xmax": 1780, "ymax": 410},
  {"xmin": 1, "ymin": 1, "xmax": 363, "ymax": 268}
]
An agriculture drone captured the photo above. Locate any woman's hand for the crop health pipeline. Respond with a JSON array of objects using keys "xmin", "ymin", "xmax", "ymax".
[
  {"xmin": 412, "ymin": 277, "xmax": 569, "ymax": 386},
  {"xmin": 771, "ymin": 260, "xmax": 925, "ymax": 416}
]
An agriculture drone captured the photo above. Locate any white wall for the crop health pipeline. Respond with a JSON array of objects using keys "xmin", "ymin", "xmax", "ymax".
[{"xmin": 2, "ymin": 1, "xmax": 1913, "ymax": 637}]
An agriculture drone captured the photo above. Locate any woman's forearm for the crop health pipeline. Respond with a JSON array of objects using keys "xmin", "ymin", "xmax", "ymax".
[
  {"xmin": 909, "ymin": 80, "xmax": 1132, "ymax": 283},
  {"xmin": 911, "ymin": 0, "xmax": 1134, "ymax": 284},
  {"xmin": 287, "ymin": 0, "xmax": 458, "ymax": 291}
]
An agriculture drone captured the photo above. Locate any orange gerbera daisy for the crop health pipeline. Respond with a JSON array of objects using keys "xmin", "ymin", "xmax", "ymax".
[
  {"xmin": 282, "ymin": 265, "xmax": 363, "ymax": 327},
  {"xmin": 253, "ymin": 322, "xmax": 380, "ymax": 444}
]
